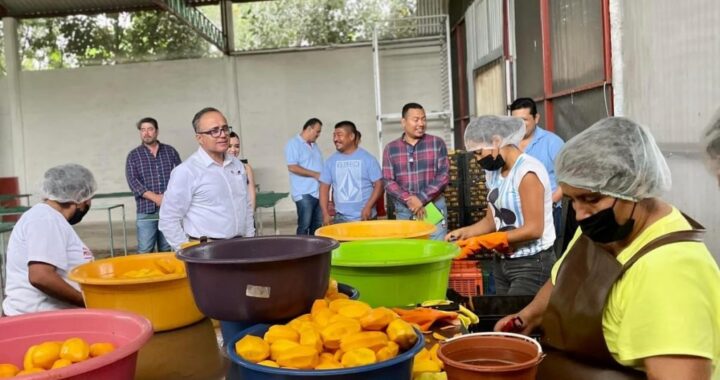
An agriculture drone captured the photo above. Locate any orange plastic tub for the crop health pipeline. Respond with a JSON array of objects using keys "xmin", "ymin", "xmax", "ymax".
[
  {"xmin": 315, "ymin": 220, "xmax": 436, "ymax": 241},
  {"xmin": 69, "ymin": 253, "xmax": 204, "ymax": 332},
  {"xmin": 437, "ymin": 332, "xmax": 544, "ymax": 380}
]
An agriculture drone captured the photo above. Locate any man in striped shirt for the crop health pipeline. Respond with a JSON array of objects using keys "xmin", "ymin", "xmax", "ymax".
[
  {"xmin": 382, "ymin": 103, "xmax": 450, "ymax": 240},
  {"xmin": 125, "ymin": 117, "xmax": 181, "ymax": 253}
]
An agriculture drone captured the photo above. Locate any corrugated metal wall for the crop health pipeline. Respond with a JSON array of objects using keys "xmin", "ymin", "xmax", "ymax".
[
  {"xmin": 615, "ymin": 0, "xmax": 720, "ymax": 259},
  {"xmin": 418, "ymin": 0, "xmax": 449, "ymax": 16},
  {"xmin": 465, "ymin": 0, "xmax": 504, "ymax": 116}
]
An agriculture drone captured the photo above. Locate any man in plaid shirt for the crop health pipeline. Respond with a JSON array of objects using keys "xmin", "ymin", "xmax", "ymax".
[
  {"xmin": 125, "ymin": 117, "xmax": 182, "ymax": 252},
  {"xmin": 382, "ymin": 102, "xmax": 450, "ymax": 240}
]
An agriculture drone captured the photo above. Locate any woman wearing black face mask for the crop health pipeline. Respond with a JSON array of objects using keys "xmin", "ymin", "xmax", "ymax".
[
  {"xmin": 2, "ymin": 164, "xmax": 97, "ymax": 316},
  {"xmin": 494, "ymin": 117, "xmax": 720, "ymax": 380},
  {"xmin": 446, "ymin": 115, "xmax": 557, "ymax": 296}
]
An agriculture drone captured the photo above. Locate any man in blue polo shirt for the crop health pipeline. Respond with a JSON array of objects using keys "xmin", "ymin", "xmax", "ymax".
[
  {"xmin": 319, "ymin": 121, "xmax": 383, "ymax": 224},
  {"xmin": 285, "ymin": 118, "xmax": 324, "ymax": 235},
  {"xmin": 510, "ymin": 98, "xmax": 565, "ymax": 243}
]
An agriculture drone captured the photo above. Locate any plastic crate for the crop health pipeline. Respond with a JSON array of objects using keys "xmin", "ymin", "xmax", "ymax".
[
  {"xmin": 448, "ymin": 260, "xmax": 484, "ymax": 297},
  {"xmin": 446, "ymin": 207, "xmax": 463, "ymax": 231},
  {"xmin": 463, "ymin": 206, "xmax": 486, "ymax": 225},
  {"xmin": 443, "ymin": 183, "xmax": 462, "ymax": 209}
]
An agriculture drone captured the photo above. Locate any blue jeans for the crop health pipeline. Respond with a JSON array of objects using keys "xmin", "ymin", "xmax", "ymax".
[
  {"xmin": 295, "ymin": 194, "xmax": 323, "ymax": 235},
  {"xmin": 493, "ymin": 247, "xmax": 556, "ymax": 296},
  {"xmin": 137, "ymin": 212, "xmax": 170, "ymax": 253},
  {"xmin": 392, "ymin": 196, "xmax": 447, "ymax": 241}
]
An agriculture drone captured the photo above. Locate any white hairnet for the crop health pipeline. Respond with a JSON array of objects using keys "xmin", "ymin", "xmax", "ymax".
[
  {"xmin": 41, "ymin": 164, "xmax": 97, "ymax": 203},
  {"xmin": 556, "ymin": 117, "xmax": 671, "ymax": 201},
  {"xmin": 702, "ymin": 106, "xmax": 720, "ymax": 171},
  {"xmin": 464, "ymin": 115, "xmax": 525, "ymax": 152}
]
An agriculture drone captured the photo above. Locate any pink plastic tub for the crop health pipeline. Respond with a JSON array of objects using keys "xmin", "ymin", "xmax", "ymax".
[{"xmin": 0, "ymin": 309, "xmax": 153, "ymax": 379}]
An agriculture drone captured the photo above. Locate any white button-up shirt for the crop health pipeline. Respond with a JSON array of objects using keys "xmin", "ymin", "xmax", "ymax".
[{"xmin": 159, "ymin": 147, "xmax": 255, "ymax": 250}]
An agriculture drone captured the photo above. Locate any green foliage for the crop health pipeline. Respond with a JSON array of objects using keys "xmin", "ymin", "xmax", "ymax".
[
  {"xmin": 234, "ymin": 0, "xmax": 416, "ymax": 50},
  {"xmin": 19, "ymin": 11, "xmax": 215, "ymax": 70},
  {"xmin": 15, "ymin": 0, "xmax": 416, "ymax": 70}
]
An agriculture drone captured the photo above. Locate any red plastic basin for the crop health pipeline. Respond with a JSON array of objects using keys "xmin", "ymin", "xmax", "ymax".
[{"xmin": 0, "ymin": 309, "xmax": 153, "ymax": 379}]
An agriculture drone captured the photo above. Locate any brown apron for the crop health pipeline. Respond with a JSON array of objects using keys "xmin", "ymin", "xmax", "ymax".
[{"xmin": 538, "ymin": 214, "xmax": 705, "ymax": 380}]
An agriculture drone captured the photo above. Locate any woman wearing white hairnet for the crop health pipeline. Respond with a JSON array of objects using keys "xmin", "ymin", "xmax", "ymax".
[
  {"xmin": 2, "ymin": 164, "xmax": 96, "ymax": 316},
  {"xmin": 494, "ymin": 117, "xmax": 720, "ymax": 379},
  {"xmin": 446, "ymin": 115, "xmax": 556, "ymax": 295}
]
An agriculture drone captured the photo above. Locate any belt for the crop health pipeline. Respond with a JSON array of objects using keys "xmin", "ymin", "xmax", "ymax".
[
  {"xmin": 496, "ymin": 246, "xmax": 553, "ymax": 260},
  {"xmin": 188, "ymin": 235, "xmax": 243, "ymax": 243}
]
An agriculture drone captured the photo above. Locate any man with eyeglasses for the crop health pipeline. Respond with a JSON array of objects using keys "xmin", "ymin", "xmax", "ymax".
[
  {"xmin": 382, "ymin": 102, "xmax": 450, "ymax": 240},
  {"xmin": 159, "ymin": 107, "xmax": 255, "ymax": 250}
]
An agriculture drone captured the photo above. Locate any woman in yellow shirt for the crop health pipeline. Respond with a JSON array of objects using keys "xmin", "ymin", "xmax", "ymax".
[{"xmin": 495, "ymin": 117, "xmax": 720, "ymax": 380}]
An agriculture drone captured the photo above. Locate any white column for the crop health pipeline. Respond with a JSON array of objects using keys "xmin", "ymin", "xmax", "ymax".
[
  {"xmin": 221, "ymin": 0, "xmax": 235, "ymax": 53},
  {"xmin": 225, "ymin": 58, "xmax": 242, "ymax": 137},
  {"xmin": 3, "ymin": 17, "xmax": 26, "ymax": 190},
  {"xmin": 609, "ymin": 0, "xmax": 624, "ymax": 116}
]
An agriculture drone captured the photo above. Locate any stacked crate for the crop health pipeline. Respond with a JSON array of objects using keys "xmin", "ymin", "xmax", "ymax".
[
  {"xmin": 443, "ymin": 151, "xmax": 488, "ymax": 230},
  {"xmin": 445, "ymin": 151, "xmax": 491, "ymax": 296},
  {"xmin": 444, "ymin": 151, "xmax": 464, "ymax": 231},
  {"xmin": 463, "ymin": 153, "xmax": 488, "ymax": 225},
  {"xmin": 448, "ymin": 260, "xmax": 484, "ymax": 297}
]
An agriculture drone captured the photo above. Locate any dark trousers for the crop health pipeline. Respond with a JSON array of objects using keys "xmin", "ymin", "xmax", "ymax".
[{"xmin": 493, "ymin": 248, "xmax": 556, "ymax": 296}]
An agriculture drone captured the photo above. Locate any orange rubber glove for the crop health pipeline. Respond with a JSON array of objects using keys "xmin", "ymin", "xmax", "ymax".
[
  {"xmin": 392, "ymin": 307, "xmax": 458, "ymax": 332},
  {"xmin": 455, "ymin": 231, "xmax": 510, "ymax": 259}
]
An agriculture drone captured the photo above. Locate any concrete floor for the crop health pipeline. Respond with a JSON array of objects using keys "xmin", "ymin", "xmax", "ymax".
[{"xmin": 74, "ymin": 210, "xmax": 299, "ymax": 257}]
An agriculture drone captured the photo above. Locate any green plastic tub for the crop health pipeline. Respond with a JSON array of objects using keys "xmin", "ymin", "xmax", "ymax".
[{"xmin": 331, "ymin": 239, "xmax": 459, "ymax": 307}]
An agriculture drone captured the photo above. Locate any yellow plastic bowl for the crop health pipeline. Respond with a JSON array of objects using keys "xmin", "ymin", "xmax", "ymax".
[
  {"xmin": 315, "ymin": 220, "xmax": 437, "ymax": 241},
  {"xmin": 69, "ymin": 253, "xmax": 204, "ymax": 332}
]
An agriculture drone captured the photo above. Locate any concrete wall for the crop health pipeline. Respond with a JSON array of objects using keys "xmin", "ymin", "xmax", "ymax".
[
  {"xmin": 0, "ymin": 44, "xmax": 444, "ymax": 223},
  {"xmin": 375, "ymin": 41, "xmax": 450, "ymax": 153},
  {"xmin": 614, "ymin": 0, "xmax": 720, "ymax": 257},
  {"xmin": 233, "ymin": 47, "xmax": 379, "ymax": 209}
]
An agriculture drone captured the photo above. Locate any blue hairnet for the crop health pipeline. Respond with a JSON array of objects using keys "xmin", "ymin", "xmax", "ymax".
[
  {"xmin": 464, "ymin": 115, "xmax": 525, "ymax": 152},
  {"xmin": 556, "ymin": 117, "xmax": 671, "ymax": 201},
  {"xmin": 41, "ymin": 164, "xmax": 97, "ymax": 203}
]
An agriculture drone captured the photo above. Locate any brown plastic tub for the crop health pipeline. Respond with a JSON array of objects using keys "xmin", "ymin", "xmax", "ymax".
[
  {"xmin": 176, "ymin": 235, "xmax": 338, "ymax": 322},
  {"xmin": 437, "ymin": 332, "xmax": 544, "ymax": 380}
]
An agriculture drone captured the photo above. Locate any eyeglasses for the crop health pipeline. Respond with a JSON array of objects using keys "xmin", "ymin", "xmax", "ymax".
[{"xmin": 196, "ymin": 125, "xmax": 232, "ymax": 138}]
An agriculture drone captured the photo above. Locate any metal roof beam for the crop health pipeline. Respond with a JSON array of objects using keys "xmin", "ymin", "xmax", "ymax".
[{"xmin": 152, "ymin": 0, "xmax": 227, "ymax": 53}]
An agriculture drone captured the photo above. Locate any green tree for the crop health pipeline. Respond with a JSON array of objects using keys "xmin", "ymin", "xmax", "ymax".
[
  {"xmin": 16, "ymin": 0, "xmax": 417, "ymax": 70},
  {"xmin": 233, "ymin": 0, "xmax": 416, "ymax": 50},
  {"xmin": 19, "ymin": 11, "xmax": 216, "ymax": 70},
  {"xmin": 122, "ymin": 11, "xmax": 215, "ymax": 62}
]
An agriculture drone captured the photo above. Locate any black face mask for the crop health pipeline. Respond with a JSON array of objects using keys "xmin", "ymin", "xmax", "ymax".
[
  {"xmin": 68, "ymin": 203, "xmax": 90, "ymax": 225},
  {"xmin": 478, "ymin": 154, "xmax": 505, "ymax": 171},
  {"xmin": 579, "ymin": 199, "xmax": 636, "ymax": 244}
]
